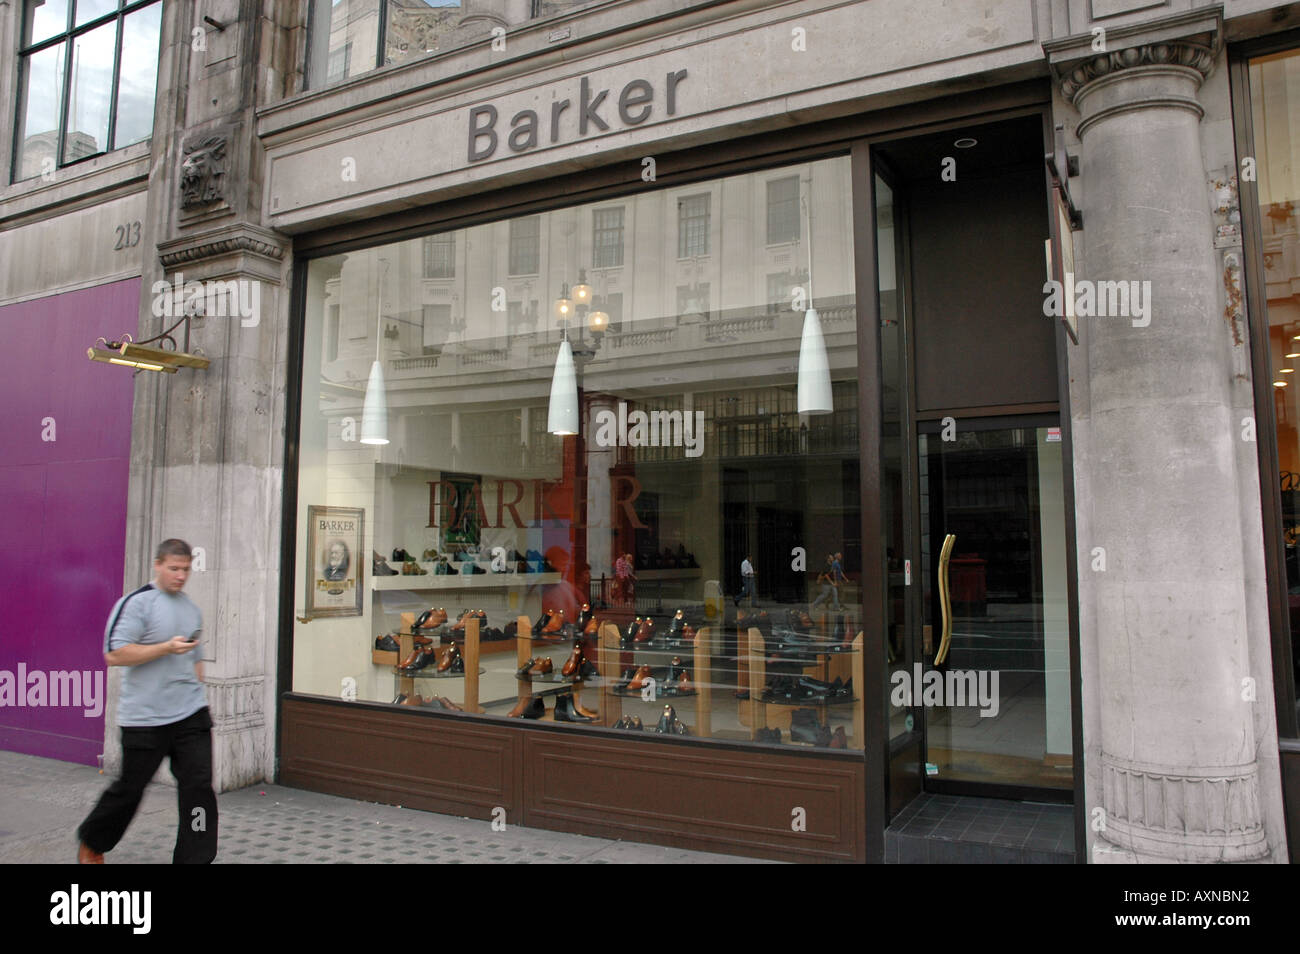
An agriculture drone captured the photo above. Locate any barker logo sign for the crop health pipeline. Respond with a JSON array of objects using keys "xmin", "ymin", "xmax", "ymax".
[{"xmin": 468, "ymin": 69, "xmax": 689, "ymax": 162}]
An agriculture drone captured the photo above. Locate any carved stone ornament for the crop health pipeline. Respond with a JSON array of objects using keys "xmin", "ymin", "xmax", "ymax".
[
  {"xmin": 1059, "ymin": 42, "xmax": 1214, "ymax": 102},
  {"xmin": 181, "ymin": 135, "xmax": 228, "ymax": 208}
]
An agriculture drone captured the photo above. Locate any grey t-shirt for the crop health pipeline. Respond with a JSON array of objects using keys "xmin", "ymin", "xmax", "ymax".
[{"xmin": 104, "ymin": 584, "xmax": 207, "ymax": 727}]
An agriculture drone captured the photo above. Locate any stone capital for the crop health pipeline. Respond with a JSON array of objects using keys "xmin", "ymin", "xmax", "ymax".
[{"xmin": 1043, "ymin": 8, "xmax": 1221, "ymax": 109}]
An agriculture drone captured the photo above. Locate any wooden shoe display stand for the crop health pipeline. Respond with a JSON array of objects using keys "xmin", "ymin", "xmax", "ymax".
[
  {"xmin": 740, "ymin": 625, "xmax": 864, "ymax": 747},
  {"xmin": 597, "ymin": 622, "xmax": 715, "ymax": 735},
  {"xmin": 388, "ymin": 614, "xmax": 484, "ymax": 713},
  {"xmin": 513, "ymin": 616, "xmax": 599, "ymax": 722}
]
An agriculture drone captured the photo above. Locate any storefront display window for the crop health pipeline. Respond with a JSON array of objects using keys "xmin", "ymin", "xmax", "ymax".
[
  {"xmin": 1251, "ymin": 46, "xmax": 1300, "ymax": 706},
  {"xmin": 292, "ymin": 154, "xmax": 866, "ymax": 749}
]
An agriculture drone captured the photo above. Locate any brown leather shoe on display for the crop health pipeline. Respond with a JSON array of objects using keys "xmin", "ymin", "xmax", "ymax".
[
  {"xmin": 561, "ymin": 642, "xmax": 583, "ymax": 677},
  {"xmin": 398, "ymin": 647, "xmax": 423, "ymax": 670},
  {"xmin": 678, "ymin": 670, "xmax": 694, "ymax": 694},
  {"xmin": 627, "ymin": 664, "xmax": 653, "ymax": 691},
  {"xmin": 542, "ymin": 609, "xmax": 565, "ymax": 634},
  {"xmin": 434, "ymin": 696, "xmax": 463, "ymax": 711},
  {"xmin": 78, "ymin": 842, "xmax": 104, "ymax": 864},
  {"xmin": 402, "ymin": 693, "xmax": 425, "ymax": 706},
  {"xmin": 583, "ymin": 617, "xmax": 600, "ymax": 636},
  {"xmin": 530, "ymin": 656, "xmax": 553, "ymax": 675},
  {"xmin": 635, "ymin": 618, "xmax": 654, "ymax": 643},
  {"xmin": 681, "ymin": 623, "xmax": 697, "ymax": 642},
  {"xmin": 574, "ymin": 698, "xmax": 599, "ymax": 719},
  {"xmin": 437, "ymin": 644, "xmax": 461, "ymax": 672}
]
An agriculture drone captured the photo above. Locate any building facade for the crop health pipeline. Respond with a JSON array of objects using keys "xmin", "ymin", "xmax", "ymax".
[{"xmin": 2, "ymin": 0, "xmax": 1298, "ymax": 863}]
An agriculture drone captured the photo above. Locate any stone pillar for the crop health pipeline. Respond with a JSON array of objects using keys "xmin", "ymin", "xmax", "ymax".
[
  {"xmin": 107, "ymin": 0, "xmax": 295, "ymax": 792},
  {"xmin": 1049, "ymin": 18, "xmax": 1271, "ymax": 861}
]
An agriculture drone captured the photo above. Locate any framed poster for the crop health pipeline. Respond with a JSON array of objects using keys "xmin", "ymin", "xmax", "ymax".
[
  {"xmin": 1046, "ymin": 183, "xmax": 1079, "ymax": 344},
  {"xmin": 442, "ymin": 473, "xmax": 482, "ymax": 547},
  {"xmin": 305, "ymin": 505, "xmax": 364, "ymax": 618}
]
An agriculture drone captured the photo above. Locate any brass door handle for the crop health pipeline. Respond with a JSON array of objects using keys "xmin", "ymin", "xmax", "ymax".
[{"xmin": 935, "ymin": 534, "xmax": 955, "ymax": 664}]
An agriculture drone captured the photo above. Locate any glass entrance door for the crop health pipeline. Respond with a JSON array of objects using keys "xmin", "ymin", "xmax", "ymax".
[{"xmin": 917, "ymin": 420, "xmax": 1073, "ymax": 792}]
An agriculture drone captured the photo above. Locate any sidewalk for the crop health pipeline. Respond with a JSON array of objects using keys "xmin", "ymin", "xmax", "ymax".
[{"xmin": 0, "ymin": 750, "xmax": 768, "ymax": 864}]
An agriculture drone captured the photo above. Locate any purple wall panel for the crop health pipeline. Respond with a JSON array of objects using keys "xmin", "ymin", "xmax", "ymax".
[{"xmin": 0, "ymin": 279, "xmax": 137, "ymax": 764}]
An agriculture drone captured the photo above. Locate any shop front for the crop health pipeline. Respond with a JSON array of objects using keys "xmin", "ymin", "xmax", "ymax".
[{"xmin": 274, "ymin": 72, "xmax": 1080, "ymax": 860}]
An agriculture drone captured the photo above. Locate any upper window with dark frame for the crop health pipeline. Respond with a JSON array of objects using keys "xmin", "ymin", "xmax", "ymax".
[
  {"xmin": 307, "ymin": 0, "xmax": 637, "ymax": 90},
  {"xmin": 423, "ymin": 233, "xmax": 456, "ymax": 279},
  {"xmin": 677, "ymin": 194, "xmax": 710, "ymax": 259},
  {"xmin": 593, "ymin": 206, "xmax": 625, "ymax": 268},
  {"xmin": 14, "ymin": 0, "xmax": 162, "ymax": 183},
  {"xmin": 766, "ymin": 175, "xmax": 801, "ymax": 245},
  {"xmin": 509, "ymin": 216, "xmax": 541, "ymax": 276}
]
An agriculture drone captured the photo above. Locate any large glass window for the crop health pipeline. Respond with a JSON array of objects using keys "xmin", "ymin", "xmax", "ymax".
[
  {"xmin": 307, "ymin": 0, "xmax": 710, "ymax": 90},
  {"xmin": 1250, "ymin": 47, "xmax": 1300, "ymax": 714},
  {"xmin": 293, "ymin": 156, "xmax": 864, "ymax": 750},
  {"xmin": 14, "ymin": 0, "xmax": 162, "ymax": 181}
]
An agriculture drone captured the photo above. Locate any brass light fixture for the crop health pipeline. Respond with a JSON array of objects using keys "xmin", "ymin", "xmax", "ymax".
[{"xmin": 87, "ymin": 313, "xmax": 210, "ymax": 374}]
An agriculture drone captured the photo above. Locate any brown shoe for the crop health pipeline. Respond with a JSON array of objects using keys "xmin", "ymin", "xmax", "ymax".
[
  {"xmin": 77, "ymin": 842, "xmax": 104, "ymax": 864},
  {"xmin": 583, "ymin": 617, "xmax": 599, "ymax": 636},
  {"xmin": 542, "ymin": 609, "xmax": 565, "ymax": 634},
  {"xmin": 530, "ymin": 656, "xmax": 553, "ymax": 675},
  {"xmin": 681, "ymin": 623, "xmax": 697, "ymax": 642},
  {"xmin": 627, "ymin": 664, "xmax": 653, "ymax": 691},
  {"xmin": 561, "ymin": 642, "xmax": 583, "ymax": 677},
  {"xmin": 398, "ymin": 647, "xmax": 423, "ymax": 669},
  {"xmin": 678, "ymin": 670, "xmax": 694, "ymax": 694},
  {"xmin": 574, "ymin": 698, "xmax": 599, "ymax": 719},
  {"xmin": 402, "ymin": 693, "xmax": 425, "ymax": 706},
  {"xmin": 437, "ymin": 644, "xmax": 461, "ymax": 673},
  {"xmin": 635, "ymin": 618, "xmax": 654, "ymax": 643},
  {"xmin": 830, "ymin": 726, "xmax": 848, "ymax": 749},
  {"xmin": 433, "ymin": 696, "xmax": 463, "ymax": 711}
]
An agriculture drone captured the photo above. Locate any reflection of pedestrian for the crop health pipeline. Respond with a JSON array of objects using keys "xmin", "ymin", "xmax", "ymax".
[
  {"xmin": 735, "ymin": 554, "xmax": 756, "ymax": 606},
  {"xmin": 810, "ymin": 553, "xmax": 841, "ymax": 612},
  {"xmin": 323, "ymin": 540, "xmax": 350, "ymax": 581},
  {"xmin": 615, "ymin": 552, "xmax": 636, "ymax": 604},
  {"xmin": 77, "ymin": 538, "xmax": 218, "ymax": 864}
]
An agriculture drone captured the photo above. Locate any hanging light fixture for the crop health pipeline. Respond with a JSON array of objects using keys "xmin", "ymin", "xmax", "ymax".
[
  {"xmin": 360, "ymin": 260, "xmax": 390, "ymax": 445},
  {"xmin": 547, "ymin": 338, "xmax": 579, "ymax": 435},
  {"xmin": 797, "ymin": 307, "xmax": 833, "ymax": 414},
  {"xmin": 797, "ymin": 177, "xmax": 833, "ymax": 414}
]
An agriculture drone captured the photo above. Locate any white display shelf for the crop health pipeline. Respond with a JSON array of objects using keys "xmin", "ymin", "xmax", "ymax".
[{"xmin": 372, "ymin": 572, "xmax": 562, "ymax": 592}]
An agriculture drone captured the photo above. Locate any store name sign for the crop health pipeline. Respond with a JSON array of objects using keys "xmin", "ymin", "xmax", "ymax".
[
  {"xmin": 468, "ymin": 69, "xmax": 689, "ymax": 162},
  {"xmin": 428, "ymin": 476, "xmax": 647, "ymax": 530}
]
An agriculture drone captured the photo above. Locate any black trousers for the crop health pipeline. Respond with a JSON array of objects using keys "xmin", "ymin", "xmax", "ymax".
[{"xmin": 77, "ymin": 706, "xmax": 218, "ymax": 864}]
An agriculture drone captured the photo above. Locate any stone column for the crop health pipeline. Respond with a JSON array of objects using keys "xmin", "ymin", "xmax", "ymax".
[
  {"xmin": 108, "ymin": 0, "xmax": 296, "ymax": 792},
  {"xmin": 1050, "ymin": 20, "xmax": 1269, "ymax": 861}
]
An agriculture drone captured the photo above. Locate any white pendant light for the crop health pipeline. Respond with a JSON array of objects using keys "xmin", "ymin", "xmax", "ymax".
[
  {"xmin": 796, "ymin": 175, "xmax": 832, "ymax": 415},
  {"xmin": 547, "ymin": 339, "xmax": 579, "ymax": 435},
  {"xmin": 797, "ymin": 307, "xmax": 833, "ymax": 414},
  {"xmin": 361, "ymin": 259, "xmax": 390, "ymax": 444},
  {"xmin": 360, "ymin": 359, "xmax": 389, "ymax": 444}
]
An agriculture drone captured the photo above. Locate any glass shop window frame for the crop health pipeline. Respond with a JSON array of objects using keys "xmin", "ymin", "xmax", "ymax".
[
  {"xmin": 305, "ymin": 0, "xmax": 616, "ymax": 91},
  {"xmin": 1231, "ymin": 30, "xmax": 1300, "ymax": 742},
  {"xmin": 13, "ymin": 0, "xmax": 162, "ymax": 182},
  {"xmin": 284, "ymin": 144, "xmax": 865, "ymax": 742}
]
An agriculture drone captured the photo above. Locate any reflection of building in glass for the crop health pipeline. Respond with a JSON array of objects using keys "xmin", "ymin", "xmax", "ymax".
[{"xmin": 18, "ymin": 130, "xmax": 98, "ymax": 180}]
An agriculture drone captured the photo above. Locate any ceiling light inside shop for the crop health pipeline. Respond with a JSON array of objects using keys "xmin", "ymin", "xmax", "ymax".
[
  {"xmin": 1282, "ymin": 368, "xmax": 1295, "ymax": 373},
  {"xmin": 1287, "ymin": 353, "xmax": 1300, "ymax": 359},
  {"xmin": 954, "ymin": 137, "xmax": 978, "ymax": 148},
  {"xmin": 547, "ymin": 340, "xmax": 579, "ymax": 435},
  {"xmin": 1275, "ymin": 381, "xmax": 1288, "ymax": 387}
]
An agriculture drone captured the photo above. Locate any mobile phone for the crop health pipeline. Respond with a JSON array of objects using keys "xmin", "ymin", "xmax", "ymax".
[{"xmin": 186, "ymin": 629, "xmax": 201, "ymax": 643}]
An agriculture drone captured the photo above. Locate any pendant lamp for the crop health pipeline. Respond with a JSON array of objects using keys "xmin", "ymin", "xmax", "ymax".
[
  {"xmin": 796, "ymin": 179, "xmax": 833, "ymax": 415},
  {"xmin": 797, "ymin": 307, "xmax": 833, "ymax": 414},
  {"xmin": 360, "ymin": 261, "xmax": 390, "ymax": 444},
  {"xmin": 360, "ymin": 359, "xmax": 389, "ymax": 444},
  {"xmin": 547, "ymin": 339, "xmax": 579, "ymax": 435}
]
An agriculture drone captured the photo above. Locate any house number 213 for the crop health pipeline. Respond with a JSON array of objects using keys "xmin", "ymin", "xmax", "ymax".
[{"xmin": 114, "ymin": 221, "xmax": 141, "ymax": 250}]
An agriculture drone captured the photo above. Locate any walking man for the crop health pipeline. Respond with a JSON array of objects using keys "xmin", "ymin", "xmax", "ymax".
[
  {"xmin": 77, "ymin": 539, "xmax": 218, "ymax": 864},
  {"xmin": 735, "ymin": 554, "xmax": 757, "ymax": 607}
]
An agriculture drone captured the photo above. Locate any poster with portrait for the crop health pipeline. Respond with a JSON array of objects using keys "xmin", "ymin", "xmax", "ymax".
[{"xmin": 305, "ymin": 505, "xmax": 364, "ymax": 618}]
